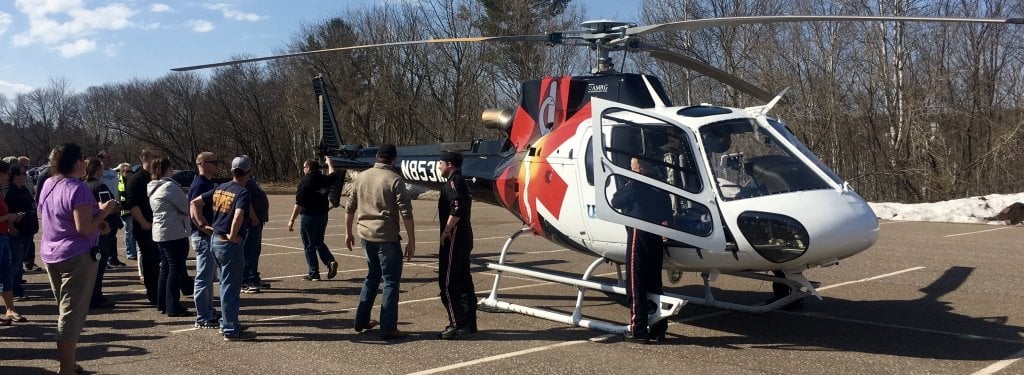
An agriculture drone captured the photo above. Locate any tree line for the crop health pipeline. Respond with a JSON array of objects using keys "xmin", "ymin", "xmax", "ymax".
[{"xmin": 1, "ymin": 0, "xmax": 1021, "ymax": 203}]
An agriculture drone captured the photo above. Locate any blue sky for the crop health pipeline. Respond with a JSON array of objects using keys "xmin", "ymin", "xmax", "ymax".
[{"xmin": 0, "ymin": 0, "xmax": 642, "ymax": 97}]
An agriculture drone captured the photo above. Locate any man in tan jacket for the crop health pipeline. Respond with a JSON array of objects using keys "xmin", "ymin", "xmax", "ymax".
[{"xmin": 345, "ymin": 144, "xmax": 415, "ymax": 340}]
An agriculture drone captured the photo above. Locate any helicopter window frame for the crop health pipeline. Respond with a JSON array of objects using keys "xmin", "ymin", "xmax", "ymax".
[
  {"xmin": 699, "ymin": 119, "xmax": 833, "ymax": 201},
  {"xmin": 599, "ymin": 112, "xmax": 705, "ymax": 195}
]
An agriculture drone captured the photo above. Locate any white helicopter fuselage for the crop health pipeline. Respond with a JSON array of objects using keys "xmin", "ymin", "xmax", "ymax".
[{"xmin": 516, "ymin": 97, "xmax": 879, "ymax": 274}]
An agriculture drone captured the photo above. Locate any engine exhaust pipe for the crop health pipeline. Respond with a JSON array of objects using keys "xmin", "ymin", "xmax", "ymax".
[{"xmin": 482, "ymin": 109, "xmax": 513, "ymax": 133}]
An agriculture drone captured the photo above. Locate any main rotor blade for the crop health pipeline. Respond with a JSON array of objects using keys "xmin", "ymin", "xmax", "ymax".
[
  {"xmin": 636, "ymin": 42, "xmax": 774, "ymax": 102},
  {"xmin": 628, "ymin": 15, "xmax": 1024, "ymax": 36},
  {"xmin": 172, "ymin": 35, "xmax": 550, "ymax": 71}
]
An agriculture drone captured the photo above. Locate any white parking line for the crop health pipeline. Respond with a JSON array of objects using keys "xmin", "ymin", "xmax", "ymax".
[
  {"xmin": 944, "ymin": 227, "xmax": 1013, "ymax": 238},
  {"xmin": 817, "ymin": 267, "xmax": 925, "ymax": 291},
  {"xmin": 972, "ymin": 348, "xmax": 1024, "ymax": 375}
]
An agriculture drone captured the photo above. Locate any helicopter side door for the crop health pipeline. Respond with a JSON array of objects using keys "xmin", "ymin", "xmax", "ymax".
[{"xmin": 590, "ymin": 98, "xmax": 726, "ymax": 251}]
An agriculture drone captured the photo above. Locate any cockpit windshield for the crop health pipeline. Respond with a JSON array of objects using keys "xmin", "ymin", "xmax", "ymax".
[{"xmin": 699, "ymin": 119, "xmax": 832, "ymax": 201}]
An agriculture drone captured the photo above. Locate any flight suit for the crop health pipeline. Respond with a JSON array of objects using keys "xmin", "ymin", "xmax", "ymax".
[
  {"xmin": 611, "ymin": 178, "xmax": 672, "ymax": 341},
  {"xmin": 438, "ymin": 170, "xmax": 476, "ymax": 331}
]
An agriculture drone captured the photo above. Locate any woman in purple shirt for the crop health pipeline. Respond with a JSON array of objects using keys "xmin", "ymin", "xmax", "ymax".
[{"xmin": 37, "ymin": 143, "xmax": 117, "ymax": 375}]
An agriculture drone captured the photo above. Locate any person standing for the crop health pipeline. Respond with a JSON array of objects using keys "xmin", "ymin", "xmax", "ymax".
[
  {"xmin": 190, "ymin": 155, "xmax": 257, "ymax": 341},
  {"xmin": 187, "ymin": 152, "xmax": 221, "ymax": 329},
  {"xmin": 124, "ymin": 149, "xmax": 161, "ymax": 305},
  {"xmin": 148, "ymin": 157, "xmax": 191, "ymax": 317},
  {"xmin": 38, "ymin": 143, "xmax": 118, "ymax": 375},
  {"xmin": 0, "ymin": 160, "xmax": 29, "ymax": 325},
  {"xmin": 610, "ymin": 156, "xmax": 672, "ymax": 344},
  {"xmin": 345, "ymin": 144, "xmax": 415, "ymax": 340},
  {"xmin": 287, "ymin": 157, "xmax": 340, "ymax": 282},
  {"xmin": 83, "ymin": 158, "xmax": 120, "ymax": 309},
  {"xmin": 436, "ymin": 151, "xmax": 477, "ymax": 339},
  {"xmin": 242, "ymin": 171, "xmax": 269, "ymax": 293},
  {"xmin": 98, "ymin": 150, "xmax": 126, "ymax": 268},
  {"xmin": 2, "ymin": 165, "xmax": 38, "ymax": 303},
  {"xmin": 116, "ymin": 163, "xmax": 137, "ymax": 262}
]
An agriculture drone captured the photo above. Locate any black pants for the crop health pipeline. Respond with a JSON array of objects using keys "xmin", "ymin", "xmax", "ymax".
[
  {"xmin": 157, "ymin": 238, "xmax": 189, "ymax": 315},
  {"xmin": 91, "ymin": 231, "xmax": 116, "ymax": 304},
  {"xmin": 625, "ymin": 227, "xmax": 666, "ymax": 337},
  {"xmin": 438, "ymin": 234, "xmax": 476, "ymax": 329},
  {"xmin": 134, "ymin": 228, "xmax": 160, "ymax": 306}
]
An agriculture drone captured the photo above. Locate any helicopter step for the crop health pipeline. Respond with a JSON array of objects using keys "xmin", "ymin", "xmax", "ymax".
[{"xmin": 478, "ymin": 227, "xmax": 685, "ymax": 335}]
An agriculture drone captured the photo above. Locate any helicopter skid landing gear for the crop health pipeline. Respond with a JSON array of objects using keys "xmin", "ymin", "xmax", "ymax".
[
  {"xmin": 478, "ymin": 227, "xmax": 686, "ymax": 335},
  {"xmin": 661, "ymin": 270, "xmax": 820, "ymax": 313}
]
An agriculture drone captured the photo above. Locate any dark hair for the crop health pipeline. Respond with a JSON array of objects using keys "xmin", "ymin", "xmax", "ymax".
[
  {"xmin": 9, "ymin": 165, "xmax": 24, "ymax": 177},
  {"xmin": 440, "ymin": 151, "xmax": 463, "ymax": 167},
  {"xmin": 97, "ymin": 150, "xmax": 110, "ymax": 159},
  {"xmin": 85, "ymin": 157, "xmax": 104, "ymax": 178},
  {"xmin": 303, "ymin": 158, "xmax": 321, "ymax": 171},
  {"xmin": 50, "ymin": 143, "xmax": 83, "ymax": 176},
  {"xmin": 376, "ymin": 144, "xmax": 397, "ymax": 163},
  {"xmin": 147, "ymin": 157, "xmax": 172, "ymax": 177},
  {"xmin": 0, "ymin": 160, "xmax": 9, "ymax": 179}
]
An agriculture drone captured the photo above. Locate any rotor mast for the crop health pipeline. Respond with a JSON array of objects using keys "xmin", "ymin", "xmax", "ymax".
[{"xmin": 576, "ymin": 20, "xmax": 637, "ymax": 74}]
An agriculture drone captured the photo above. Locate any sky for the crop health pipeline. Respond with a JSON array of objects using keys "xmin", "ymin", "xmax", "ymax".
[{"xmin": 0, "ymin": 0, "xmax": 643, "ymax": 97}]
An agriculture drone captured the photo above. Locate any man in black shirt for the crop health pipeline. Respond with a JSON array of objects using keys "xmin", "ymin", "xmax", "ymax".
[
  {"xmin": 287, "ymin": 156, "xmax": 341, "ymax": 281},
  {"xmin": 124, "ymin": 148, "xmax": 161, "ymax": 306},
  {"xmin": 242, "ymin": 174, "xmax": 269, "ymax": 293},
  {"xmin": 610, "ymin": 156, "xmax": 672, "ymax": 344},
  {"xmin": 436, "ymin": 151, "xmax": 476, "ymax": 339}
]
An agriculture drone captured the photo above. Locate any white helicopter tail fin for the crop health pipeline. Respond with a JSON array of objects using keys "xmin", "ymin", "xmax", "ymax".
[{"xmin": 746, "ymin": 87, "xmax": 790, "ymax": 116}]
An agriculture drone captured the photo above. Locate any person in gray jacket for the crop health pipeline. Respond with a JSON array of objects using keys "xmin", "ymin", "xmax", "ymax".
[{"xmin": 147, "ymin": 158, "xmax": 191, "ymax": 317}]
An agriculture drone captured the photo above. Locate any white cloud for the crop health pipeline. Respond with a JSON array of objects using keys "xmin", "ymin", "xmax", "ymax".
[
  {"xmin": 188, "ymin": 19, "xmax": 214, "ymax": 33},
  {"xmin": 204, "ymin": 3, "xmax": 265, "ymax": 22},
  {"xmin": 104, "ymin": 42, "xmax": 125, "ymax": 57},
  {"xmin": 55, "ymin": 38, "xmax": 96, "ymax": 57},
  {"xmin": 11, "ymin": 0, "xmax": 137, "ymax": 58},
  {"xmin": 150, "ymin": 3, "xmax": 171, "ymax": 13},
  {"xmin": 0, "ymin": 12, "xmax": 12, "ymax": 37},
  {"xmin": 0, "ymin": 79, "xmax": 33, "ymax": 97}
]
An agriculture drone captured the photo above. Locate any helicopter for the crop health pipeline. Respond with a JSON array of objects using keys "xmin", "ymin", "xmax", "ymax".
[{"xmin": 174, "ymin": 15, "xmax": 1023, "ymax": 335}]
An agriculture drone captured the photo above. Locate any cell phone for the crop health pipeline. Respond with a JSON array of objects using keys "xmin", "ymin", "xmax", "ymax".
[{"xmin": 98, "ymin": 191, "xmax": 111, "ymax": 203}]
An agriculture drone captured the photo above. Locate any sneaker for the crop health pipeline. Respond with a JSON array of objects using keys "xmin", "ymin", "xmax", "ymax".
[
  {"xmin": 126, "ymin": 255, "xmax": 138, "ymax": 260},
  {"xmin": 259, "ymin": 282, "xmax": 271, "ymax": 289},
  {"xmin": 303, "ymin": 275, "xmax": 320, "ymax": 281},
  {"xmin": 220, "ymin": 324, "xmax": 248, "ymax": 334},
  {"xmin": 327, "ymin": 261, "xmax": 339, "ymax": 279},
  {"xmin": 195, "ymin": 320, "xmax": 219, "ymax": 329},
  {"xmin": 242, "ymin": 286, "xmax": 261, "ymax": 294},
  {"xmin": 439, "ymin": 326, "xmax": 470, "ymax": 340},
  {"xmin": 109, "ymin": 260, "xmax": 127, "ymax": 267},
  {"xmin": 24, "ymin": 263, "xmax": 42, "ymax": 272},
  {"xmin": 223, "ymin": 331, "xmax": 257, "ymax": 341}
]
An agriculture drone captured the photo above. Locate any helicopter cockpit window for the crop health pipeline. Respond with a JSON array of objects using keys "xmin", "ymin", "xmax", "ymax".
[
  {"xmin": 598, "ymin": 109, "xmax": 714, "ymax": 237},
  {"xmin": 766, "ymin": 119, "xmax": 844, "ymax": 186},
  {"xmin": 699, "ymin": 119, "xmax": 831, "ymax": 201}
]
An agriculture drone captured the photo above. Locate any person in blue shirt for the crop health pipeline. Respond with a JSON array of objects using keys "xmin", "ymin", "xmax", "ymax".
[{"xmin": 190, "ymin": 155, "xmax": 256, "ymax": 341}]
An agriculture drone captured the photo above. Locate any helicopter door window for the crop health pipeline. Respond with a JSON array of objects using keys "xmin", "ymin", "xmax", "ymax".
[
  {"xmin": 604, "ymin": 175, "xmax": 714, "ymax": 237},
  {"xmin": 700, "ymin": 120, "xmax": 831, "ymax": 201}
]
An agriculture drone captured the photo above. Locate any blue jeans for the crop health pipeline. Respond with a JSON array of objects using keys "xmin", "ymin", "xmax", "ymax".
[
  {"xmin": 0, "ymin": 235, "xmax": 12, "ymax": 293},
  {"xmin": 191, "ymin": 232, "xmax": 218, "ymax": 323},
  {"xmin": 354, "ymin": 240, "xmax": 403, "ymax": 333},
  {"xmin": 122, "ymin": 216, "xmax": 137, "ymax": 258},
  {"xmin": 157, "ymin": 238, "xmax": 189, "ymax": 315},
  {"xmin": 8, "ymin": 234, "xmax": 31, "ymax": 297},
  {"xmin": 242, "ymin": 223, "xmax": 264, "ymax": 285},
  {"xmin": 211, "ymin": 235, "xmax": 243, "ymax": 334},
  {"xmin": 300, "ymin": 214, "xmax": 336, "ymax": 277}
]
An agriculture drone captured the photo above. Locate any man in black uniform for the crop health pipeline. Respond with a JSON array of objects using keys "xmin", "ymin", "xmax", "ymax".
[
  {"xmin": 436, "ymin": 151, "xmax": 476, "ymax": 339},
  {"xmin": 610, "ymin": 156, "xmax": 672, "ymax": 343}
]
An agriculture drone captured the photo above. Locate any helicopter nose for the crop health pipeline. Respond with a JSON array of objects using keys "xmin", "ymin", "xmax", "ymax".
[{"xmin": 807, "ymin": 191, "xmax": 880, "ymax": 261}]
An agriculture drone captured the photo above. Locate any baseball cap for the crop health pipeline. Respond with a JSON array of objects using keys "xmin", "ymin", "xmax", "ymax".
[
  {"xmin": 231, "ymin": 155, "xmax": 253, "ymax": 173},
  {"xmin": 377, "ymin": 144, "xmax": 397, "ymax": 160}
]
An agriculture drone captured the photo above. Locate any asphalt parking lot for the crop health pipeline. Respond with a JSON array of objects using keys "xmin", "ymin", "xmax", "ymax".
[{"xmin": 2, "ymin": 195, "xmax": 1023, "ymax": 374}]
